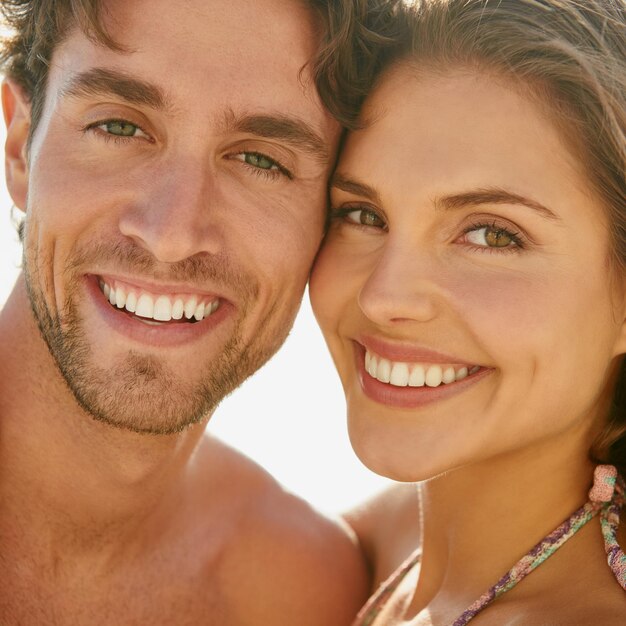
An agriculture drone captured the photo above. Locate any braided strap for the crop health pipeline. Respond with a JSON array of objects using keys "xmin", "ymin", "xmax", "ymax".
[
  {"xmin": 599, "ymin": 473, "xmax": 626, "ymax": 590},
  {"xmin": 453, "ymin": 499, "xmax": 602, "ymax": 626}
]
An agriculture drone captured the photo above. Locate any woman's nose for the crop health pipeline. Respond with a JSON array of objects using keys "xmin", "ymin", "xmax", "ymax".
[{"xmin": 358, "ymin": 245, "xmax": 443, "ymax": 327}]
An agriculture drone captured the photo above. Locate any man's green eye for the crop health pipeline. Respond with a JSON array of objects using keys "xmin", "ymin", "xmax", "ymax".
[
  {"xmin": 244, "ymin": 153, "xmax": 278, "ymax": 170},
  {"xmin": 105, "ymin": 121, "xmax": 139, "ymax": 137}
]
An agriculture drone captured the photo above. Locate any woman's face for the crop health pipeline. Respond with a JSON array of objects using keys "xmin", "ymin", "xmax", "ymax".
[{"xmin": 310, "ymin": 64, "xmax": 626, "ymax": 481}]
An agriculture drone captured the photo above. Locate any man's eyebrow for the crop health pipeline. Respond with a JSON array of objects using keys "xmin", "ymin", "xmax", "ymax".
[
  {"xmin": 60, "ymin": 68, "xmax": 171, "ymax": 111},
  {"xmin": 331, "ymin": 174, "xmax": 382, "ymax": 205},
  {"xmin": 438, "ymin": 187, "xmax": 561, "ymax": 221},
  {"xmin": 231, "ymin": 113, "xmax": 329, "ymax": 164}
]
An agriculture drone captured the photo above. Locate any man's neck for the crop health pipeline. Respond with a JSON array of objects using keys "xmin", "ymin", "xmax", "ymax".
[{"xmin": 0, "ymin": 276, "xmax": 208, "ymax": 556}]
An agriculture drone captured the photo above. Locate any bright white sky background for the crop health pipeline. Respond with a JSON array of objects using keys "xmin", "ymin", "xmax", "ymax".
[{"xmin": 0, "ymin": 122, "xmax": 393, "ymax": 515}]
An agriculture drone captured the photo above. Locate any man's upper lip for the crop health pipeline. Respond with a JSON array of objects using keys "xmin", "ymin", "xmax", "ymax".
[
  {"xmin": 358, "ymin": 335, "xmax": 478, "ymax": 366},
  {"xmin": 93, "ymin": 273, "xmax": 227, "ymax": 300}
]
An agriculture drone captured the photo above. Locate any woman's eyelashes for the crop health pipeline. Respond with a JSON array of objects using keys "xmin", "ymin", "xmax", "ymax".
[
  {"xmin": 330, "ymin": 205, "xmax": 527, "ymax": 252},
  {"xmin": 331, "ymin": 205, "xmax": 388, "ymax": 231},
  {"xmin": 83, "ymin": 118, "xmax": 293, "ymax": 180},
  {"xmin": 458, "ymin": 220, "xmax": 526, "ymax": 252}
]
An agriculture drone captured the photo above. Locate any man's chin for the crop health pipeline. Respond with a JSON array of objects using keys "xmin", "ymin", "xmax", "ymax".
[{"xmin": 67, "ymin": 366, "xmax": 218, "ymax": 435}]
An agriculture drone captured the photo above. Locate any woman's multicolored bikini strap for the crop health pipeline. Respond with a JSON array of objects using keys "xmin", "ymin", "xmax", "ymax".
[{"xmin": 352, "ymin": 465, "xmax": 625, "ymax": 626}]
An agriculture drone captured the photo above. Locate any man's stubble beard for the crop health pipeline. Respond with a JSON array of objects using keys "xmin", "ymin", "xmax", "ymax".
[{"xmin": 22, "ymin": 236, "xmax": 293, "ymax": 435}]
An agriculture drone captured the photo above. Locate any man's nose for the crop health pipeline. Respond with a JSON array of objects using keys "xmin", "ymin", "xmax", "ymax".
[
  {"xmin": 117, "ymin": 159, "xmax": 222, "ymax": 263},
  {"xmin": 358, "ymin": 243, "xmax": 443, "ymax": 327}
]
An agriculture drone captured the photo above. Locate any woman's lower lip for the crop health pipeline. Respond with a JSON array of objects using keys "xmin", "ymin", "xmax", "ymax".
[
  {"xmin": 353, "ymin": 343, "xmax": 491, "ymax": 408},
  {"xmin": 85, "ymin": 275, "xmax": 231, "ymax": 348}
]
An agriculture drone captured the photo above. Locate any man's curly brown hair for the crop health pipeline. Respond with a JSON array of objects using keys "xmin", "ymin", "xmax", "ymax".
[{"xmin": 0, "ymin": 0, "xmax": 407, "ymax": 138}]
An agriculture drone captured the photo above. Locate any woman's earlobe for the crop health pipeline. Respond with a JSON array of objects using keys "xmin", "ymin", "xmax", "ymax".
[
  {"xmin": 613, "ymin": 308, "xmax": 626, "ymax": 357},
  {"xmin": 2, "ymin": 79, "xmax": 31, "ymax": 211}
]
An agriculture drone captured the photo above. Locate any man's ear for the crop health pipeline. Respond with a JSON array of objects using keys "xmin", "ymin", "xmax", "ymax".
[{"xmin": 2, "ymin": 78, "xmax": 31, "ymax": 211}]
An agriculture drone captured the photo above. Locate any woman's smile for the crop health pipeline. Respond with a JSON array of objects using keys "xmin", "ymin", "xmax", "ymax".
[{"xmin": 310, "ymin": 65, "xmax": 626, "ymax": 481}]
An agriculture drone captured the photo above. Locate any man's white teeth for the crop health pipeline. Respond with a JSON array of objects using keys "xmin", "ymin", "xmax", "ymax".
[
  {"xmin": 115, "ymin": 287, "xmax": 126, "ymax": 308},
  {"xmin": 135, "ymin": 294, "xmax": 154, "ymax": 319},
  {"xmin": 193, "ymin": 303, "xmax": 205, "ymax": 321},
  {"xmin": 125, "ymin": 292, "xmax": 137, "ymax": 313},
  {"xmin": 153, "ymin": 296, "xmax": 171, "ymax": 321},
  {"xmin": 99, "ymin": 280, "xmax": 219, "ymax": 323},
  {"xmin": 172, "ymin": 299, "xmax": 184, "ymax": 320},
  {"xmin": 365, "ymin": 351, "xmax": 478, "ymax": 388},
  {"xmin": 184, "ymin": 297, "xmax": 198, "ymax": 320}
]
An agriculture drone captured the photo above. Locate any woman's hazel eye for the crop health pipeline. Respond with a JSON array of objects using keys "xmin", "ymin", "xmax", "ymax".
[
  {"xmin": 347, "ymin": 209, "xmax": 385, "ymax": 228},
  {"xmin": 466, "ymin": 226, "xmax": 516, "ymax": 248}
]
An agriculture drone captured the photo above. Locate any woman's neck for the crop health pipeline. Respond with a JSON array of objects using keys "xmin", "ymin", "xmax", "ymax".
[{"xmin": 408, "ymin": 429, "xmax": 597, "ymax": 618}]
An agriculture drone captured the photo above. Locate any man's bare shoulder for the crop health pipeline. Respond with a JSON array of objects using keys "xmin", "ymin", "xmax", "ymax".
[{"xmin": 187, "ymin": 435, "xmax": 370, "ymax": 626}]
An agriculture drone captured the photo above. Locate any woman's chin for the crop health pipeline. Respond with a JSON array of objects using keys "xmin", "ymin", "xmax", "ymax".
[{"xmin": 347, "ymin": 430, "xmax": 451, "ymax": 483}]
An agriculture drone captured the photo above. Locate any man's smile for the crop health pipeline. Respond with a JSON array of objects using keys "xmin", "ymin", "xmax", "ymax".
[
  {"xmin": 98, "ymin": 275, "xmax": 221, "ymax": 324},
  {"xmin": 83, "ymin": 274, "xmax": 232, "ymax": 347}
]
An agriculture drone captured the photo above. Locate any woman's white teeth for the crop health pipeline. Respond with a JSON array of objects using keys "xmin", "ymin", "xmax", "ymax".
[
  {"xmin": 365, "ymin": 351, "xmax": 477, "ymax": 388},
  {"xmin": 378, "ymin": 358, "xmax": 391, "ymax": 383},
  {"xmin": 425, "ymin": 365, "xmax": 443, "ymax": 387},
  {"xmin": 99, "ymin": 280, "xmax": 219, "ymax": 323},
  {"xmin": 409, "ymin": 365, "xmax": 425, "ymax": 387},
  {"xmin": 390, "ymin": 363, "xmax": 409, "ymax": 386},
  {"xmin": 442, "ymin": 366, "xmax": 456, "ymax": 384}
]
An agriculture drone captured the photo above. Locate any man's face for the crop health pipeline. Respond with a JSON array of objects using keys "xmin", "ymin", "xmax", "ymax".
[{"xmin": 12, "ymin": 0, "xmax": 339, "ymax": 434}]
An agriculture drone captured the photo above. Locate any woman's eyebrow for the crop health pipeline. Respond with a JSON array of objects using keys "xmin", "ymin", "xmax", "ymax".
[
  {"xmin": 330, "ymin": 177, "xmax": 559, "ymax": 223},
  {"xmin": 437, "ymin": 188, "xmax": 561, "ymax": 221},
  {"xmin": 331, "ymin": 174, "xmax": 382, "ymax": 204}
]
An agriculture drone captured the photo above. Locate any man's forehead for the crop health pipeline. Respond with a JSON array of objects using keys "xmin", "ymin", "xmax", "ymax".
[
  {"xmin": 84, "ymin": 0, "xmax": 322, "ymax": 65},
  {"xmin": 48, "ymin": 0, "xmax": 327, "ymax": 116}
]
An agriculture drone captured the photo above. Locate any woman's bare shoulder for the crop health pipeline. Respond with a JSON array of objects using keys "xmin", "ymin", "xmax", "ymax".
[
  {"xmin": 343, "ymin": 483, "xmax": 421, "ymax": 587},
  {"xmin": 528, "ymin": 592, "xmax": 626, "ymax": 626}
]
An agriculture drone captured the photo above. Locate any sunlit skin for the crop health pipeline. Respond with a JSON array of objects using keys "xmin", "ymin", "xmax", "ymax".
[
  {"xmin": 0, "ymin": 0, "xmax": 368, "ymax": 623},
  {"xmin": 311, "ymin": 64, "xmax": 626, "ymax": 622},
  {"xmin": 16, "ymin": 1, "xmax": 339, "ymax": 434}
]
